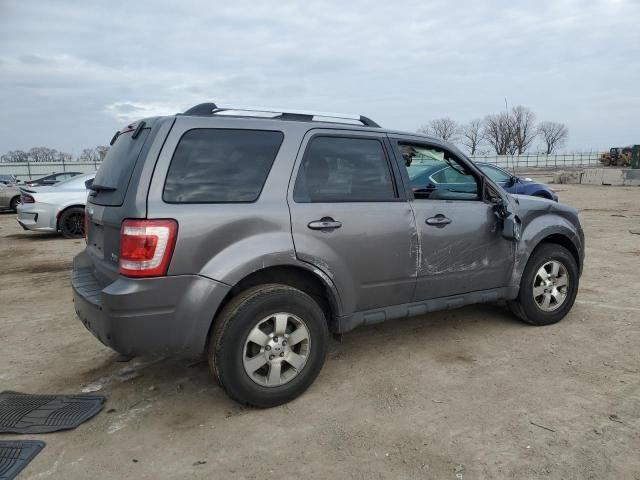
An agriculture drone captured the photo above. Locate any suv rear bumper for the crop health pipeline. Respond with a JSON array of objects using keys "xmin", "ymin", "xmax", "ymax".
[{"xmin": 72, "ymin": 251, "xmax": 231, "ymax": 357}]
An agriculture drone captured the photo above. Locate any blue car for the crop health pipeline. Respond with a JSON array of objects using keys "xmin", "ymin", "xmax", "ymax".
[{"xmin": 408, "ymin": 162, "xmax": 558, "ymax": 201}]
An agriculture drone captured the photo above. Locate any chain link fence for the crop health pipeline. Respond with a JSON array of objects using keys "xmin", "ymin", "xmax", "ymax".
[
  {"xmin": 470, "ymin": 152, "xmax": 601, "ymax": 169},
  {"xmin": 0, "ymin": 161, "xmax": 99, "ymax": 181},
  {"xmin": 1, "ymin": 152, "xmax": 603, "ymax": 181}
]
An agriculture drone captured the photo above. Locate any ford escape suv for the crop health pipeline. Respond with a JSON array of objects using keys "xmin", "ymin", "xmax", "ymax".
[{"xmin": 73, "ymin": 102, "xmax": 584, "ymax": 407}]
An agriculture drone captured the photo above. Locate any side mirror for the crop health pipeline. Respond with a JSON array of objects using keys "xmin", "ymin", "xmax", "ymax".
[
  {"xmin": 85, "ymin": 179, "xmax": 94, "ymax": 189},
  {"xmin": 493, "ymin": 197, "xmax": 521, "ymax": 241},
  {"xmin": 502, "ymin": 215, "xmax": 521, "ymax": 241}
]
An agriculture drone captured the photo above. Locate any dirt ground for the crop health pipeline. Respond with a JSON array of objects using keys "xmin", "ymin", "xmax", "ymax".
[{"xmin": 1, "ymin": 182, "xmax": 639, "ymax": 480}]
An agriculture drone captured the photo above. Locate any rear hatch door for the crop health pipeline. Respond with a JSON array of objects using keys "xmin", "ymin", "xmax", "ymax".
[{"xmin": 85, "ymin": 122, "xmax": 152, "ymax": 286}]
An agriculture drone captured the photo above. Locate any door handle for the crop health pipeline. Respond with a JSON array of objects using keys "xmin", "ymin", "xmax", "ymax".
[
  {"xmin": 426, "ymin": 214, "xmax": 452, "ymax": 228},
  {"xmin": 308, "ymin": 217, "xmax": 342, "ymax": 231}
]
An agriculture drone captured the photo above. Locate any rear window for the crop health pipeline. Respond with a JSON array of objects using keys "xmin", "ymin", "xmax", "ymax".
[
  {"xmin": 91, "ymin": 129, "xmax": 150, "ymax": 206},
  {"xmin": 163, "ymin": 129, "xmax": 284, "ymax": 203}
]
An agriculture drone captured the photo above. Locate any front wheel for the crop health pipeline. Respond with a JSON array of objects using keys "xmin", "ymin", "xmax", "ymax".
[
  {"xmin": 208, "ymin": 284, "xmax": 329, "ymax": 408},
  {"xmin": 509, "ymin": 244, "xmax": 579, "ymax": 326}
]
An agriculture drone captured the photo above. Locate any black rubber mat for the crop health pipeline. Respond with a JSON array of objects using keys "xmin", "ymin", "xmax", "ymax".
[
  {"xmin": 0, "ymin": 391, "xmax": 105, "ymax": 434},
  {"xmin": 0, "ymin": 440, "xmax": 45, "ymax": 480}
]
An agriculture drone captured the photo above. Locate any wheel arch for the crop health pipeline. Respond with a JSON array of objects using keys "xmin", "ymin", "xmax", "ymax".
[
  {"xmin": 209, "ymin": 264, "xmax": 342, "ymax": 337},
  {"xmin": 536, "ymin": 233, "xmax": 581, "ymax": 273},
  {"xmin": 532, "ymin": 191, "xmax": 552, "ymax": 199},
  {"xmin": 512, "ymin": 220, "xmax": 583, "ymax": 290}
]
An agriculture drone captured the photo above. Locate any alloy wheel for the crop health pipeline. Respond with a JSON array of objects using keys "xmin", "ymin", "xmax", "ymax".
[
  {"xmin": 532, "ymin": 260, "xmax": 569, "ymax": 312},
  {"xmin": 242, "ymin": 312, "xmax": 311, "ymax": 387}
]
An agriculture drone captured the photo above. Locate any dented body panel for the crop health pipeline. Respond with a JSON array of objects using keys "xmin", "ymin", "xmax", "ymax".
[
  {"xmin": 508, "ymin": 194, "xmax": 585, "ymax": 286},
  {"xmin": 409, "ymin": 200, "xmax": 514, "ymax": 300}
]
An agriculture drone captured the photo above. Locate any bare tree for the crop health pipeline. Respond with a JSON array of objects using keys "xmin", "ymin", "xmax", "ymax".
[
  {"xmin": 55, "ymin": 151, "xmax": 72, "ymax": 163},
  {"xmin": 78, "ymin": 148, "xmax": 100, "ymax": 163},
  {"xmin": 417, "ymin": 117, "xmax": 459, "ymax": 142},
  {"xmin": 0, "ymin": 150, "xmax": 29, "ymax": 162},
  {"xmin": 510, "ymin": 105, "xmax": 537, "ymax": 154},
  {"xmin": 483, "ymin": 113, "xmax": 512, "ymax": 155},
  {"xmin": 28, "ymin": 147, "xmax": 58, "ymax": 162},
  {"xmin": 460, "ymin": 118, "xmax": 485, "ymax": 155},
  {"xmin": 95, "ymin": 145, "xmax": 109, "ymax": 161},
  {"xmin": 538, "ymin": 121, "xmax": 568, "ymax": 154}
]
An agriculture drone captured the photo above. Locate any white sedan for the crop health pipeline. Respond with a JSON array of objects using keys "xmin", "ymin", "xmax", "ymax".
[{"xmin": 17, "ymin": 172, "xmax": 96, "ymax": 238}]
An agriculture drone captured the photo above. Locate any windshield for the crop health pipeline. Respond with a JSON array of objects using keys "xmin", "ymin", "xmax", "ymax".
[
  {"xmin": 407, "ymin": 165, "xmax": 430, "ymax": 180},
  {"xmin": 54, "ymin": 172, "xmax": 95, "ymax": 189}
]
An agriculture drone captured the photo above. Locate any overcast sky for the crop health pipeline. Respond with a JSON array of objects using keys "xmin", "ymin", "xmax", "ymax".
[{"xmin": 1, "ymin": 0, "xmax": 638, "ymax": 155}]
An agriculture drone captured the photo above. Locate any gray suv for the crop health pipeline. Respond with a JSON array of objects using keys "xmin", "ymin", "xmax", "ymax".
[{"xmin": 73, "ymin": 103, "xmax": 584, "ymax": 407}]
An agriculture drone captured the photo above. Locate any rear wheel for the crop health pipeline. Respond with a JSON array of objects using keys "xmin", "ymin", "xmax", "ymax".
[
  {"xmin": 509, "ymin": 244, "xmax": 579, "ymax": 326},
  {"xmin": 9, "ymin": 196, "xmax": 20, "ymax": 212},
  {"xmin": 58, "ymin": 207, "xmax": 85, "ymax": 239},
  {"xmin": 208, "ymin": 284, "xmax": 329, "ymax": 408}
]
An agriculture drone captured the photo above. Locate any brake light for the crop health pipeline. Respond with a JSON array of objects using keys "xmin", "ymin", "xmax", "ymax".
[
  {"xmin": 118, "ymin": 219, "xmax": 178, "ymax": 277},
  {"xmin": 21, "ymin": 194, "xmax": 34, "ymax": 204}
]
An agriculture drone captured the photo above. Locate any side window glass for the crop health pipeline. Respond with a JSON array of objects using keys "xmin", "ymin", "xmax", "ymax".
[
  {"xmin": 481, "ymin": 165, "xmax": 511, "ymax": 183},
  {"xmin": 294, "ymin": 136, "xmax": 396, "ymax": 203},
  {"xmin": 398, "ymin": 143, "xmax": 480, "ymax": 200},
  {"xmin": 431, "ymin": 167, "xmax": 475, "ymax": 184},
  {"xmin": 163, "ymin": 129, "xmax": 283, "ymax": 203}
]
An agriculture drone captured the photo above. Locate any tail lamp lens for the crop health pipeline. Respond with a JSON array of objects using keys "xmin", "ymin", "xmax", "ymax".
[
  {"xmin": 21, "ymin": 194, "xmax": 34, "ymax": 204},
  {"xmin": 118, "ymin": 219, "xmax": 178, "ymax": 277}
]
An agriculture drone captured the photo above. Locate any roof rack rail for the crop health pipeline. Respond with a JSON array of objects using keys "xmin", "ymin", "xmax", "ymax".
[{"xmin": 181, "ymin": 102, "xmax": 381, "ymax": 128}]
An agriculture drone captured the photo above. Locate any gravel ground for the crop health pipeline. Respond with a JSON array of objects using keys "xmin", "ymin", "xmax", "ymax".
[{"xmin": 1, "ymin": 183, "xmax": 639, "ymax": 480}]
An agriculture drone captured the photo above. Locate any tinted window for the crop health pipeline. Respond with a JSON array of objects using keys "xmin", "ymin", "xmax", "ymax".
[
  {"xmin": 91, "ymin": 129, "xmax": 150, "ymax": 206},
  {"xmin": 163, "ymin": 129, "xmax": 283, "ymax": 203},
  {"xmin": 294, "ymin": 136, "xmax": 396, "ymax": 202},
  {"xmin": 480, "ymin": 165, "xmax": 511, "ymax": 183}
]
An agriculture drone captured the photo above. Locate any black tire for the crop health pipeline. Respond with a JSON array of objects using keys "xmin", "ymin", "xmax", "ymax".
[
  {"xmin": 208, "ymin": 284, "xmax": 329, "ymax": 408},
  {"xmin": 58, "ymin": 207, "xmax": 85, "ymax": 239},
  {"xmin": 9, "ymin": 196, "xmax": 20, "ymax": 212},
  {"xmin": 509, "ymin": 244, "xmax": 579, "ymax": 326}
]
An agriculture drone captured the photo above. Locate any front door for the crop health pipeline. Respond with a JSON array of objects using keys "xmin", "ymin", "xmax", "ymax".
[
  {"xmin": 288, "ymin": 131, "xmax": 417, "ymax": 315},
  {"xmin": 391, "ymin": 138, "xmax": 514, "ymax": 300}
]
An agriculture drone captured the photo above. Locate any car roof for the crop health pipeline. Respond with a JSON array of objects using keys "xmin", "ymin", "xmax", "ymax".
[{"xmin": 144, "ymin": 102, "xmax": 445, "ymax": 144}]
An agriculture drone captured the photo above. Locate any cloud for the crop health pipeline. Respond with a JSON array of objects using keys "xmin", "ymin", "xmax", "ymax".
[
  {"xmin": 106, "ymin": 101, "xmax": 184, "ymax": 123},
  {"xmin": 0, "ymin": 0, "xmax": 639, "ymax": 153}
]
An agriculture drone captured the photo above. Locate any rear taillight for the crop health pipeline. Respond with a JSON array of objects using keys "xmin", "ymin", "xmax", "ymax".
[
  {"xmin": 118, "ymin": 219, "xmax": 178, "ymax": 277},
  {"xmin": 21, "ymin": 194, "xmax": 34, "ymax": 204}
]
